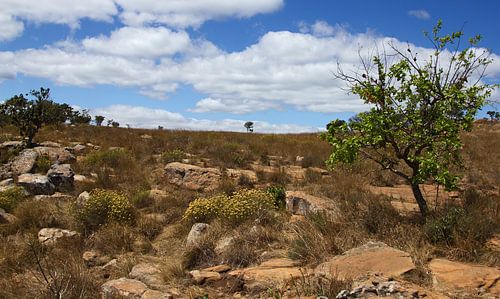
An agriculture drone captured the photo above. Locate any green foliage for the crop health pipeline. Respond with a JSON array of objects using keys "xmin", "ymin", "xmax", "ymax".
[
  {"xmin": 183, "ymin": 189, "xmax": 275, "ymax": 224},
  {"xmin": 33, "ymin": 155, "xmax": 51, "ymax": 173},
  {"xmin": 244, "ymin": 121, "xmax": 254, "ymax": 132},
  {"xmin": 0, "ymin": 88, "xmax": 73, "ymax": 146},
  {"xmin": 0, "ymin": 187, "xmax": 27, "ymax": 212},
  {"xmin": 69, "ymin": 109, "xmax": 91, "ymax": 125},
  {"xmin": 83, "ymin": 148, "xmax": 134, "ymax": 169},
  {"xmin": 161, "ymin": 149, "xmax": 186, "ymax": 163},
  {"xmin": 425, "ymin": 207, "xmax": 465, "ymax": 244},
  {"xmin": 266, "ymin": 186, "xmax": 286, "ymax": 209},
  {"xmin": 94, "ymin": 115, "xmax": 105, "ymax": 126},
  {"xmin": 75, "ymin": 189, "xmax": 135, "ymax": 231},
  {"xmin": 321, "ymin": 22, "xmax": 496, "ymax": 217},
  {"xmin": 486, "ymin": 110, "xmax": 500, "ymax": 121}
]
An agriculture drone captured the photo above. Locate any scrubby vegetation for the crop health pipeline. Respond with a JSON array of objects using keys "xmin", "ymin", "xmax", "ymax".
[{"xmin": 0, "ymin": 120, "xmax": 498, "ymax": 298}]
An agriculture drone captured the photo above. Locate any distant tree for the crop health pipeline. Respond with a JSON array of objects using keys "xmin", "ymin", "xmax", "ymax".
[
  {"xmin": 244, "ymin": 121, "xmax": 254, "ymax": 132},
  {"xmin": 95, "ymin": 115, "xmax": 105, "ymax": 126},
  {"xmin": 107, "ymin": 119, "xmax": 114, "ymax": 127},
  {"xmin": 486, "ymin": 110, "xmax": 500, "ymax": 121},
  {"xmin": 111, "ymin": 121, "xmax": 120, "ymax": 128},
  {"xmin": 322, "ymin": 21, "xmax": 496, "ymax": 218},
  {"xmin": 0, "ymin": 88, "xmax": 73, "ymax": 147},
  {"xmin": 158, "ymin": 125, "xmax": 164, "ymax": 130},
  {"xmin": 70, "ymin": 109, "xmax": 92, "ymax": 125}
]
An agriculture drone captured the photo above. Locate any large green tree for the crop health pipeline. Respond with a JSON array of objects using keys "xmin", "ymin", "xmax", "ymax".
[
  {"xmin": 0, "ymin": 88, "xmax": 73, "ymax": 147},
  {"xmin": 322, "ymin": 22, "xmax": 497, "ymax": 218}
]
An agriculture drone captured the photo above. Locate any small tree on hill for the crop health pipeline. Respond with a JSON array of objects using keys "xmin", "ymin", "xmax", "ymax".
[
  {"xmin": 111, "ymin": 121, "xmax": 120, "ymax": 128},
  {"xmin": 244, "ymin": 121, "xmax": 254, "ymax": 132},
  {"xmin": 322, "ymin": 21, "xmax": 496, "ymax": 218},
  {"xmin": 70, "ymin": 109, "xmax": 92, "ymax": 125},
  {"xmin": 0, "ymin": 88, "xmax": 73, "ymax": 147},
  {"xmin": 95, "ymin": 115, "xmax": 105, "ymax": 126},
  {"xmin": 486, "ymin": 110, "xmax": 499, "ymax": 121}
]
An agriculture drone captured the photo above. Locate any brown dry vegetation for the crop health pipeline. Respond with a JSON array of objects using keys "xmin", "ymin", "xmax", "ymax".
[{"xmin": 0, "ymin": 121, "xmax": 498, "ymax": 297}]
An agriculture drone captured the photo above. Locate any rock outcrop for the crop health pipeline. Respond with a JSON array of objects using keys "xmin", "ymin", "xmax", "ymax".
[
  {"xmin": 17, "ymin": 173, "xmax": 55, "ymax": 195},
  {"xmin": 101, "ymin": 278, "xmax": 172, "ymax": 299},
  {"xmin": 47, "ymin": 163, "xmax": 74, "ymax": 192},
  {"xmin": 164, "ymin": 162, "xmax": 257, "ymax": 191},
  {"xmin": 285, "ymin": 191, "xmax": 338, "ymax": 217},
  {"xmin": 429, "ymin": 258, "xmax": 499, "ymax": 295},
  {"xmin": 165, "ymin": 162, "xmax": 221, "ymax": 191},
  {"xmin": 10, "ymin": 149, "xmax": 38, "ymax": 175},
  {"xmin": 315, "ymin": 242, "xmax": 415, "ymax": 280},
  {"xmin": 129, "ymin": 263, "xmax": 164, "ymax": 289},
  {"xmin": 33, "ymin": 146, "xmax": 75, "ymax": 164},
  {"xmin": 228, "ymin": 258, "xmax": 306, "ymax": 290}
]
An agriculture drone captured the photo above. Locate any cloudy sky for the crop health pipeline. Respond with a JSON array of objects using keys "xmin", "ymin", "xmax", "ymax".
[{"xmin": 0, "ymin": 0, "xmax": 499, "ymax": 132}]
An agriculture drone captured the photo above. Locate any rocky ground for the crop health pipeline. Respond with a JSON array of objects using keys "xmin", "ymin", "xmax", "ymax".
[{"xmin": 0, "ymin": 125, "xmax": 498, "ymax": 298}]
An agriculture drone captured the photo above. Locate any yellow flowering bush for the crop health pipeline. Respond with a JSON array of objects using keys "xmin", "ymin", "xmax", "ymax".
[
  {"xmin": 223, "ymin": 189, "xmax": 275, "ymax": 223},
  {"xmin": 0, "ymin": 186, "xmax": 27, "ymax": 212},
  {"xmin": 183, "ymin": 189, "xmax": 275, "ymax": 224},
  {"xmin": 183, "ymin": 194, "xmax": 229, "ymax": 223},
  {"xmin": 75, "ymin": 189, "xmax": 135, "ymax": 231}
]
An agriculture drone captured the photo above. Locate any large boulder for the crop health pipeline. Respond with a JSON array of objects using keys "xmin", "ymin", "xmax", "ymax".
[
  {"xmin": 47, "ymin": 163, "xmax": 74, "ymax": 192},
  {"xmin": 285, "ymin": 191, "xmax": 338, "ymax": 217},
  {"xmin": 10, "ymin": 149, "xmax": 38, "ymax": 175},
  {"xmin": 186, "ymin": 223, "xmax": 210, "ymax": 247},
  {"xmin": 164, "ymin": 162, "xmax": 221, "ymax": 191},
  {"xmin": 315, "ymin": 242, "xmax": 415, "ymax": 280},
  {"xmin": 38, "ymin": 228, "xmax": 79, "ymax": 245},
  {"xmin": 429, "ymin": 258, "xmax": 499, "ymax": 295},
  {"xmin": 33, "ymin": 146, "xmax": 75, "ymax": 164},
  {"xmin": 17, "ymin": 173, "xmax": 55, "ymax": 195}
]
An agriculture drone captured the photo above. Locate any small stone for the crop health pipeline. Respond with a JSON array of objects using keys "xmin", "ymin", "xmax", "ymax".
[
  {"xmin": 203, "ymin": 264, "xmax": 231, "ymax": 273},
  {"xmin": 189, "ymin": 270, "xmax": 222, "ymax": 284},
  {"xmin": 83, "ymin": 250, "xmax": 111, "ymax": 267},
  {"xmin": 186, "ymin": 223, "xmax": 210, "ymax": 247},
  {"xmin": 38, "ymin": 228, "xmax": 79, "ymax": 245},
  {"xmin": 0, "ymin": 208, "xmax": 17, "ymax": 224}
]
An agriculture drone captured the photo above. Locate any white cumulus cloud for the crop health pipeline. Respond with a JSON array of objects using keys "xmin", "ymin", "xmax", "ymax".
[
  {"xmin": 91, "ymin": 104, "xmax": 317, "ymax": 133},
  {"xmin": 408, "ymin": 9, "xmax": 431, "ymax": 20}
]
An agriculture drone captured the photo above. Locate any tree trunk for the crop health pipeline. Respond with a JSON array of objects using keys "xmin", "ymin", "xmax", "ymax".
[{"xmin": 411, "ymin": 182, "xmax": 428, "ymax": 218}]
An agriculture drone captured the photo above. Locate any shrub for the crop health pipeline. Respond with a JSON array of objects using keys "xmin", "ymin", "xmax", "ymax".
[
  {"xmin": 266, "ymin": 186, "xmax": 286, "ymax": 209},
  {"xmin": 161, "ymin": 149, "xmax": 186, "ymax": 164},
  {"xmin": 75, "ymin": 189, "xmax": 135, "ymax": 232},
  {"xmin": 183, "ymin": 189, "xmax": 275, "ymax": 225},
  {"xmin": 86, "ymin": 223, "xmax": 136, "ymax": 255},
  {"xmin": 33, "ymin": 155, "xmax": 51, "ymax": 173},
  {"xmin": 83, "ymin": 148, "xmax": 134, "ymax": 169},
  {"xmin": 425, "ymin": 207, "xmax": 465, "ymax": 244},
  {"xmin": 183, "ymin": 194, "xmax": 229, "ymax": 223},
  {"xmin": 0, "ymin": 186, "xmax": 27, "ymax": 212},
  {"xmin": 224, "ymin": 189, "xmax": 275, "ymax": 224}
]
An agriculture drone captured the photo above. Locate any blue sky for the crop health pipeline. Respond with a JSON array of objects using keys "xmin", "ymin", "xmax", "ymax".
[{"xmin": 0, "ymin": 0, "xmax": 499, "ymax": 132}]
